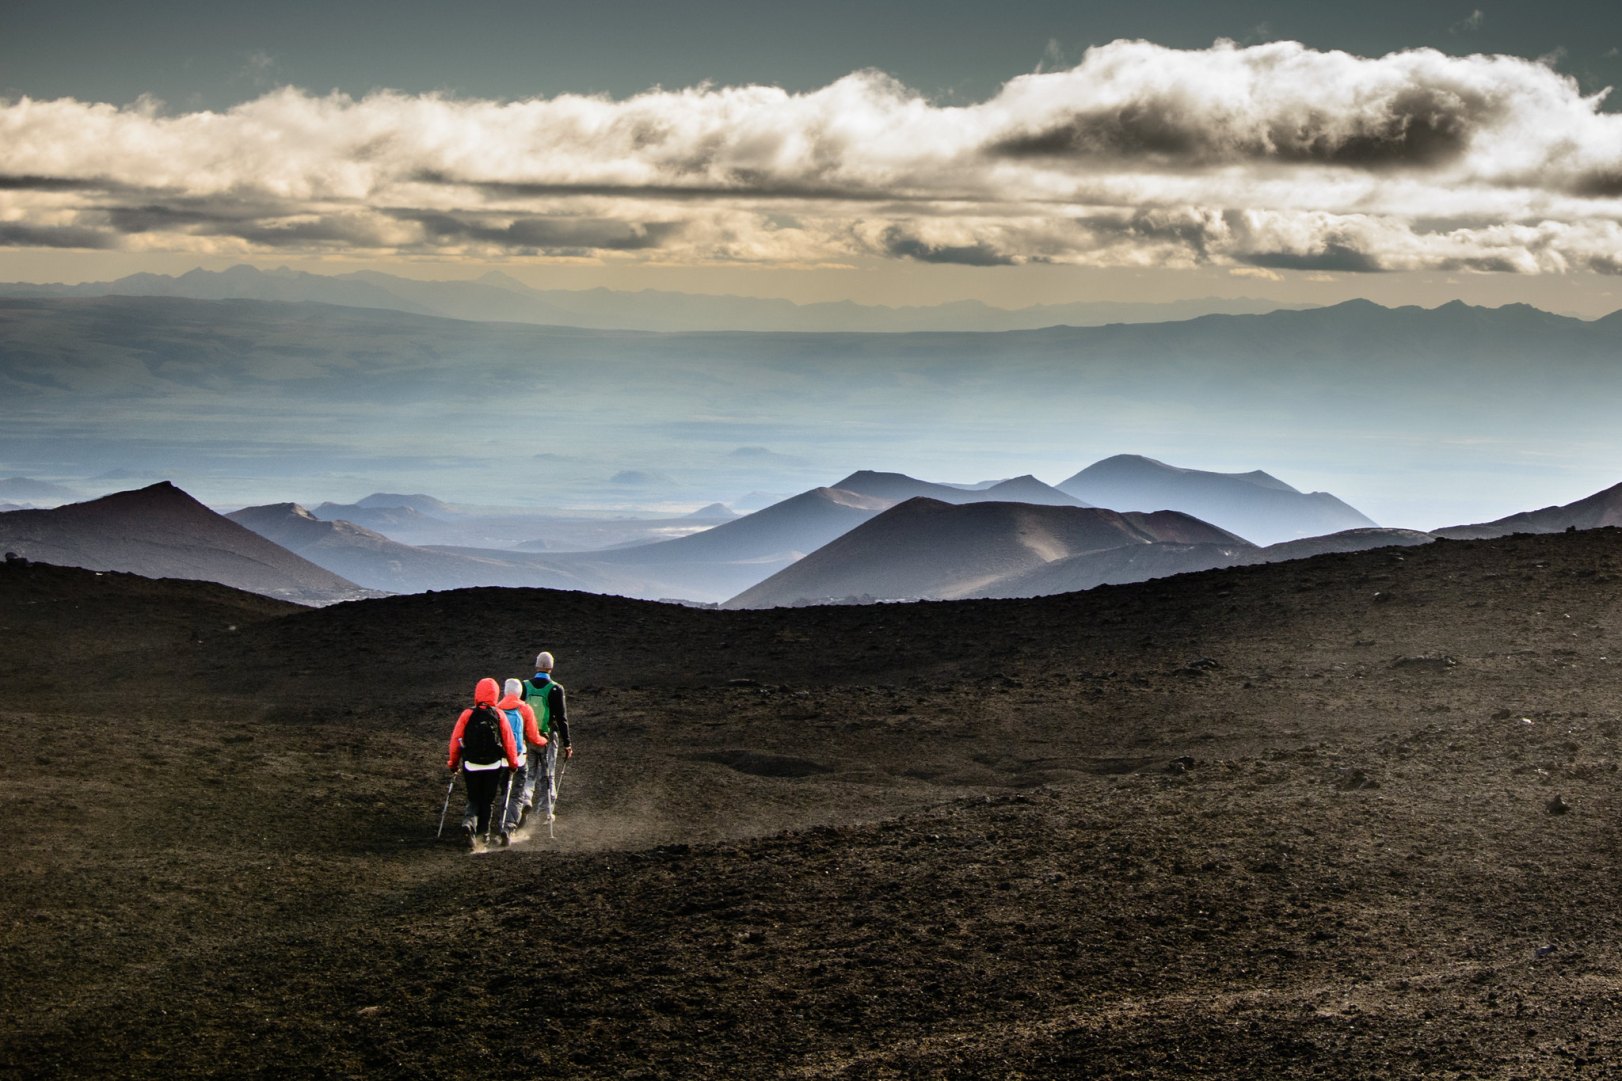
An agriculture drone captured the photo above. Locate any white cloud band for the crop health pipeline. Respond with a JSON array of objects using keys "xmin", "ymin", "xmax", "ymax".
[{"xmin": 2, "ymin": 38, "xmax": 1619, "ymax": 272}]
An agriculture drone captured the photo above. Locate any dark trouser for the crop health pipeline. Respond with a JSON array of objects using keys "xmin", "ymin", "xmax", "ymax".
[
  {"xmin": 501, "ymin": 760, "xmax": 528, "ymax": 832},
  {"xmin": 462, "ymin": 767, "xmax": 504, "ymax": 835}
]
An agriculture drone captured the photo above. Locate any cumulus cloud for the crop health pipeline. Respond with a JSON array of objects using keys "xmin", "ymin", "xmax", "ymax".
[{"xmin": 1, "ymin": 39, "xmax": 1620, "ymax": 274}]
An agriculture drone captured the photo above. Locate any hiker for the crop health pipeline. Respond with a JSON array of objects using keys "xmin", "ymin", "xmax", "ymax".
[
  {"xmin": 496, "ymin": 677, "xmax": 546, "ymax": 838},
  {"xmin": 447, "ymin": 677, "xmax": 520, "ymax": 848},
  {"xmin": 521, "ymin": 651, "xmax": 573, "ymax": 823}
]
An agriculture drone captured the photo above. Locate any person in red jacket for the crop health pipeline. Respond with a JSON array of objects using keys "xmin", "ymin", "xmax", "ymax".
[
  {"xmin": 495, "ymin": 677, "xmax": 546, "ymax": 839},
  {"xmin": 447, "ymin": 677, "xmax": 520, "ymax": 849}
]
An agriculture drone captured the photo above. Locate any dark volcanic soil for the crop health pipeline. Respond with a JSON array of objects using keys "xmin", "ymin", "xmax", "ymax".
[{"xmin": 4, "ymin": 530, "xmax": 1622, "ymax": 1079}]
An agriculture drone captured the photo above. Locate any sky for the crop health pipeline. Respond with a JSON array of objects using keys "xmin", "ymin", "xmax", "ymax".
[{"xmin": 4, "ymin": 1, "xmax": 1622, "ymax": 314}]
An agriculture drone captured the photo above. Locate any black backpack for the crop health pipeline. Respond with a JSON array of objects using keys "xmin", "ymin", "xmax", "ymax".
[{"xmin": 460, "ymin": 705, "xmax": 505, "ymax": 764}]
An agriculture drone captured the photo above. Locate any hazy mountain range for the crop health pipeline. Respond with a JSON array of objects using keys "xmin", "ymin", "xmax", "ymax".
[
  {"xmin": 5, "ymin": 462, "xmax": 1618, "ymax": 608},
  {"xmin": 3, "ymin": 293, "xmax": 1618, "ymax": 524},
  {"xmin": 0, "ymin": 264, "xmax": 1308, "ymax": 333},
  {"xmin": 216, "ymin": 458, "xmax": 1375, "ymax": 601}
]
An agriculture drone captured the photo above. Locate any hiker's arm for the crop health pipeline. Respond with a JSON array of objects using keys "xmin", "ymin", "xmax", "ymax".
[
  {"xmin": 447, "ymin": 712, "xmax": 468, "ymax": 770},
  {"xmin": 551, "ymin": 685, "xmax": 572, "ymax": 754}
]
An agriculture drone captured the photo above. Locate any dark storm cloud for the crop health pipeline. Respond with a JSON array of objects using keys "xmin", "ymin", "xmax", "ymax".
[
  {"xmin": 1572, "ymin": 170, "xmax": 1622, "ymax": 198},
  {"xmin": 1239, "ymin": 243, "xmax": 1384, "ymax": 273},
  {"xmin": 399, "ymin": 211, "xmax": 681, "ymax": 252},
  {"xmin": 219, "ymin": 217, "xmax": 395, "ymax": 247},
  {"xmin": 987, "ymin": 85, "xmax": 1483, "ymax": 169},
  {"xmin": 0, "ymin": 222, "xmax": 117, "ymax": 249},
  {"xmin": 414, "ymin": 170, "xmax": 920, "ymax": 204},
  {"xmin": 95, "ymin": 201, "xmax": 390, "ymax": 248},
  {"xmin": 101, "ymin": 200, "xmax": 290, "ymax": 234},
  {"xmin": 881, "ymin": 227, "xmax": 1015, "ymax": 266},
  {"xmin": 990, "ymin": 107, "xmax": 1214, "ymax": 161},
  {"xmin": 0, "ymin": 174, "xmax": 119, "ymax": 192},
  {"xmin": 1106, "ymin": 210, "xmax": 1221, "ymax": 260},
  {"xmin": 1435, "ymin": 254, "xmax": 1530, "ymax": 274}
]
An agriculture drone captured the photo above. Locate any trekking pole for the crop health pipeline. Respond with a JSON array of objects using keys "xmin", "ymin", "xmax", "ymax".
[
  {"xmin": 436, "ymin": 772, "xmax": 457, "ymax": 839},
  {"xmin": 550, "ymin": 753, "xmax": 567, "ymax": 839},
  {"xmin": 502, "ymin": 768, "xmax": 516, "ymax": 840}
]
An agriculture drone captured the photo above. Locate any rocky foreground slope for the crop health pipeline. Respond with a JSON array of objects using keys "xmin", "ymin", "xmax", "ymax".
[{"xmin": 4, "ymin": 529, "xmax": 1622, "ymax": 1078}]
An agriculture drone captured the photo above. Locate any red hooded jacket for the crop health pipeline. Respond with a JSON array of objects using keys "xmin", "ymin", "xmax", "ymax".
[{"xmin": 447, "ymin": 677, "xmax": 521, "ymax": 770}]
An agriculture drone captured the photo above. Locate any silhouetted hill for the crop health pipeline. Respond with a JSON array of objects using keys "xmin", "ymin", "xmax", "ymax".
[
  {"xmin": 829, "ymin": 470, "xmax": 1085, "ymax": 508},
  {"xmin": 727, "ymin": 498, "xmax": 1249, "ymax": 607},
  {"xmin": 226, "ymin": 502, "xmax": 575, "ymax": 594},
  {"xmin": 1060, "ymin": 454, "xmax": 1375, "ymax": 544},
  {"xmin": 353, "ymin": 492, "xmax": 460, "ymax": 515},
  {"xmin": 978, "ymin": 542, "xmax": 1249, "ymax": 599},
  {"xmin": 0, "ymin": 483, "xmax": 369, "ymax": 604},
  {"xmin": 1249, "ymin": 527, "xmax": 1436, "ymax": 561},
  {"xmin": 310, "ymin": 501, "xmax": 444, "ymax": 537},
  {"xmin": 1433, "ymin": 481, "xmax": 1622, "ymax": 540},
  {"xmin": 593, "ymin": 486, "xmax": 890, "ymax": 566}
]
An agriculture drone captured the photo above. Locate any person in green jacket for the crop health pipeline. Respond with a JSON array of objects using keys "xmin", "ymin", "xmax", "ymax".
[{"xmin": 521, "ymin": 650, "xmax": 573, "ymax": 823}]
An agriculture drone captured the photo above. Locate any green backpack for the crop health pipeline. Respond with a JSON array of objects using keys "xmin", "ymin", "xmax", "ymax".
[{"xmin": 523, "ymin": 678, "xmax": 554, "ymax": 736}]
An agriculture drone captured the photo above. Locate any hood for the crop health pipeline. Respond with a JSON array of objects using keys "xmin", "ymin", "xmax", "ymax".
[{"xmin": 473, "ymin": 677, "xmax": 500, "ymax": 707}]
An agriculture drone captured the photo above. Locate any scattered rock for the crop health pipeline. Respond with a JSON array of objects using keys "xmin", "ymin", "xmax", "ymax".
[
  {"xmin": 1547, "ymin": 795, "xmax": 1570, "ymax": 815},
  {"xmin": 1391, "ymin": 653, "xmax": 1459, "ymax": 671},
  {"xmin": 1335, "ymin": 768, "xmax": 1380, "ymax": 791}
]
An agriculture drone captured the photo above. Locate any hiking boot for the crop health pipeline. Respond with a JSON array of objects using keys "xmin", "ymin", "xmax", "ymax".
[
  {"xmin": 462, "ymin": 824, "xmax": 477, "ymax": 851},
  {"xmin": 497, "ymin": 831, "xmax": 511, "ymax": 847}
]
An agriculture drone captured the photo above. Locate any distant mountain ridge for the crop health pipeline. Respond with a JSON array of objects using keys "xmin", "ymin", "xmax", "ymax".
[
  {"xmin": 0, "ymin": 263, "xmax": 1311, "ymax": 333},
  {"xmin": 1059, "ymin": 455, "xmax": 1375, "ymax": 545},
  {"xmin": 0, "ymin": 484, "xmax": 370, "ymax": 604}
]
